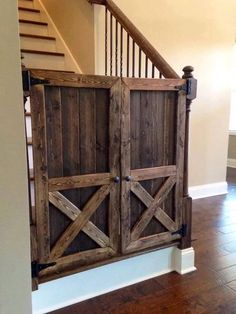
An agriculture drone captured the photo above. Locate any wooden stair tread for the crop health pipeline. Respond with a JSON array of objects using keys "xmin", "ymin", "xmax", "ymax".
[
  {"xmin": 18, "ymin": 7, "xmax": 40, "ymax": 13},
  {"xmin": 20, "ymin": 33, "xmax": 56, "ymax": 41},
  {"xmin": 25, "ymin": 112, "xmax": 31, "ymax": 117},
  {"xmin": 19, "ymin": 19, "xmax": 48, "ymax": 26},
  {"xmin": 21, "ymin": 49, "xmax": 65, "ymax": 57}
]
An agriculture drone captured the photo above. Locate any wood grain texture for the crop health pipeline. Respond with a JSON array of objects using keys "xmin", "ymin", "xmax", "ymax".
[
  {"xmin": 30, "ymin": 85, "xmax": 50, "ymax": 262},
  {"xmin": 109, "ymin": 80, "xmax": 121, "ymax": 250},
  {"xmin": 131, "ymin": 182, "xmax": 177, "ymax": 233},
  {"xmin": 30, "ymin": 73, "xmax": 190, "ymax": 283},
  {"xmin": 40, "ymin": 247, "xmax": 115, "ymax": 282},
  {"xmin": 49, "ymin": 192, "xmax": 110, "ymax": 248},
  {"xmin": 29, "ymin": 69, "xmax": 119, "ymax": 88},
  {"xmin": 49, "ymin": 173, "xmax": 111, "ymax": 191},
  {"xmin": 123, "ymin": 78, "xmax": 185, "ymax": 90},
  {"xmin": 131, "ymin": 166, "xmax": 177, "ymax": 181},
  {"xmin": 175, "ymin": 91, "xmax": 186, "ymax": 229},
  {"xmin": 120, "ymin": 82, "xmax": 131, "ymax": 252},
  {"xmin": 127, "ymin": 232, "xmax": 180, "ymax": 253},
  {"xmin": 50, "ymin": 185, "xmax": 111, "ymax": 260},
  {"xmin": 131, "ymin": 176, "xmax": 176, "ymax": 241}
]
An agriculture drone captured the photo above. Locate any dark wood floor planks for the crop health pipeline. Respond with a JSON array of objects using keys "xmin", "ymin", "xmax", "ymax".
[{"xmin": 51, "ymin": 168, "xmax": 236, "ymax": 314}]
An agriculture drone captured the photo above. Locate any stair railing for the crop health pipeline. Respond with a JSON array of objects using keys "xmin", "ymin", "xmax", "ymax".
[{"xmin": 88, "ymin": 0, "xmax": 179, "ymax": 79}]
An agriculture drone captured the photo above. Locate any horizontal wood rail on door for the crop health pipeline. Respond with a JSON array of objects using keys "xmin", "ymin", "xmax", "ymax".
[
  {"xmin": 88, "ymin": 0, "xmax": 179, "ymax": 79},
  {"xmin": 25, "ymin": 69, "xmax": 197, "ymax": 285}
]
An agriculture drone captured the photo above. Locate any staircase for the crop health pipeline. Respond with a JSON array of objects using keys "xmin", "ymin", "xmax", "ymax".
[
  {"xmin": 19, "ymin": 0, "xmax": 81, "ymax": 209},
  {"xmin": 19, "ymin": 0, "xmax": 80, "ymax": 72}
]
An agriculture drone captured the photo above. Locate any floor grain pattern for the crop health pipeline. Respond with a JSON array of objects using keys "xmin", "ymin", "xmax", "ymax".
[{"xmin": 51, "ymin": 168, "xmax": 236, "ymax": 314}]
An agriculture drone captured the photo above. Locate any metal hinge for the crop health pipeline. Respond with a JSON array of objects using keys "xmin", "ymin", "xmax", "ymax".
[
  {"xmin": 22, "ymin": 70, "xmax": 49, "ymax": 92},
  {"xmin": 177, "ymin": 78, "xmax": 197, "ymax": 100},
  {"xmin": 171, "ymin": 224, "xmax": 187, "ymax": 237},
  {"xmin": 177, "ymin": 83, "xmax": 188, "ymax": 93},
  {"xmin": 31, "ymin": 261, "xmax": 56, "ymax": 278}
]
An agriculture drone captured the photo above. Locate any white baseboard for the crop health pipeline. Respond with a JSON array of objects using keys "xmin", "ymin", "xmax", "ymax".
[
  {"xmin": 174, "ymin": 247, "xmax": 197, "ymax": 275},
  {"xmin": 227, "ymin": 158, "xmax": 236, "ymax": 168},
  {"xmin": 189, "ymin": 181, "xmax": 228, "ymax": 200},
  {"xmin": 32, "ymin": 246, "xmax": 196, "ymax": 314}
]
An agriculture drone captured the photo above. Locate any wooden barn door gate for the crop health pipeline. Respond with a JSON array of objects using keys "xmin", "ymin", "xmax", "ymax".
[{"xmin": 26, "ymin": 70, "xmax": 188, "ymax": 285}]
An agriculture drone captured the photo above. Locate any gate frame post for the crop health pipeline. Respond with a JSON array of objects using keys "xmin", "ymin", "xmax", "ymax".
[{"xmin": 180, "ymin": 66, "xmax": 197, "ymax": 249}]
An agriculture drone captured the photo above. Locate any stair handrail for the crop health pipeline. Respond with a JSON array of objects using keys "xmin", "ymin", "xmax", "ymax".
[{"xmin": 88, "ymin": 0, "xmax": 179, "ymax": 79}]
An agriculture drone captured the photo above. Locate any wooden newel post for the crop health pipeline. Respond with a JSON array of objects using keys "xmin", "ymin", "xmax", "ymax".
[{"xmin": 180, "ymin": 65, "xmax": 197, "ymax": 249}]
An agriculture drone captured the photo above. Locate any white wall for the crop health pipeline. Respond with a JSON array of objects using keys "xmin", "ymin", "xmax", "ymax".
[
  {"xmin": 95, "ymin": 0, "xmax": 236, "ymax": 187},
  {"xmin": 0, "ymin": 1, "xmax": 32, "ymax": 314}
]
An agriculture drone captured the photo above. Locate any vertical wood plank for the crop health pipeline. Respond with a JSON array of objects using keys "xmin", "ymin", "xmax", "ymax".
[
  {"xmin": 175, "ymin": 91, "xmax": 186, "ymax": 229},
  {"xmin": 61, "ymin": 87, "xmax": 80, "ymax": 178},
  {"xmin": 130, "ymin": 91, "xmax": 143, "ymax": 230},
  {"xmin": 79, "ymin": 89, "xmax": 96, "ymax": 176},
  {"xmin": 121, "ymin": 81, "xmax": 131, "ymax": 252},
  {"xmin": 109, "ymin": 79, "xmax": 121, "ymax": 250},
  {"xmin": 45, "ymin": 86, "xmax": 63, "ymax": 178},
  {"xmin": 61, "ymin": 87, "xmax": 80, "ymax": 211},
  {"xmin": 96, "ymin": 88, "xmax": 110, "ymax": 238},
  {"xmin": 79, "ymin": 88, "xmax": 97, "ymax": 251},
  {"xmin": 30, "ymin": 85, "xmax": 50, "ymax": 262},
  {"xmin": 140, "ymin": 91, "xmax": 165, "ymax": 236},
  {"xmin": 95, "ymin": 89, "xmax": 109, "ymax": 173},
  {"xmin": 45, "ymin": 86, "xmax": 64, "ymax": 251}
]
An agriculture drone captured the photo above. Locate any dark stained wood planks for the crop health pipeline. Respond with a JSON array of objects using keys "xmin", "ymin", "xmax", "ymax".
[
  {"xmin": 29, "ymin": 73, "xmax": 191, "ymax": 284},
  {"xmin": 50, "ymin": 184, "xmax": 111, "ymax": 260},
  {"xmin": 121, "ymin": 79, "xmax": 187, "ymax": 254},
  {"xmin": 109, "ymin": 80, "xmax": 121, "ymax": 250},
  {"xmin": 120, "ymin": 82, "xmax": 131, "ymax": 252},
  {"xmin": 30, "ymin": 85, "xmax": 50, "ymax": 262}
]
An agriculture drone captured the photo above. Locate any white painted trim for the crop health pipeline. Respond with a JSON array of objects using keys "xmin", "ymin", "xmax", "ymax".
[
  {"xmin": 173, "ymin": 247, "xmax": 197, "ymax": 275},
  {"xmin": 229, "ymin": 131, "xmax": 236, "ymax": 136},
  {"xmin": 38, "ymin": 0, "xmax": 82, "ymax": 73},
  {"xmin": 189, "ymin": 181, "xmax": 228, "ymax": 200},
  {"xmin": 32, "ymin": 246, "xmax": 196, "ymax": 314},
  {"xmin": 228, "ymin": 158, "xmax": 236, "ymax": 168}
]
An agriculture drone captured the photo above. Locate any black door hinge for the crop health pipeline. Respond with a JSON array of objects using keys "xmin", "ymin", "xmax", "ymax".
[
  {"xmin": 31, "ymin": 261, "xmax": 56, "ymax": 278},
  {"xmin": 186, "ymin": 78, "xmax": 197, "ymax": 100},
  {"xmin": 22, "ymin": 70, "xmax": 49, "ymax": 92},
  {"xmin": 171, "ymin": 224, "xmax": 187, "ymax": 237},
  {"xmin": 177, "ymin": 83, "xmax": 188, "ymax": 93},
  {"xmin": 177, "ymin": 78, "xmax": 197, "ymax": 100}
]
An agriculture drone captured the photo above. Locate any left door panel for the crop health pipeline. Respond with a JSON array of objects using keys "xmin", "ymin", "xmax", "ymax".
[{"xmin": 30, "ymin": 72, "xmax": 121, "ymax": 282}]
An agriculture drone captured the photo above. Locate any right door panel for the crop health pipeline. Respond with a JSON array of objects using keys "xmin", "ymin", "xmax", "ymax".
[{"xmin": 121, "ymin": 78, "xmax": 186, "ymax": 254}]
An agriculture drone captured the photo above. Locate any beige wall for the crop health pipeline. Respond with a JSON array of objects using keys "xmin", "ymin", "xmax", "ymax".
[
  {"xmin": 41, "ymin": 0, "xmax": 95, "ymax": 74},
  {"xmin": 0, "ymin": 1, "xmax": 32, "ymax": 314},
  {"xmin": 95, "ymin": 0, "xmax": 236, "ymax": 186},
  {"xmin": 228, "ymin": 135, "xmax": 236, "ymax": 159}
]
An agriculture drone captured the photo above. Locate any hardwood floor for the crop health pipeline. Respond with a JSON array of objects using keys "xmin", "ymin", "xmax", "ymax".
[{"xmin": 51, "ymin": 169, "xmax": 236, "ymax": 314}]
